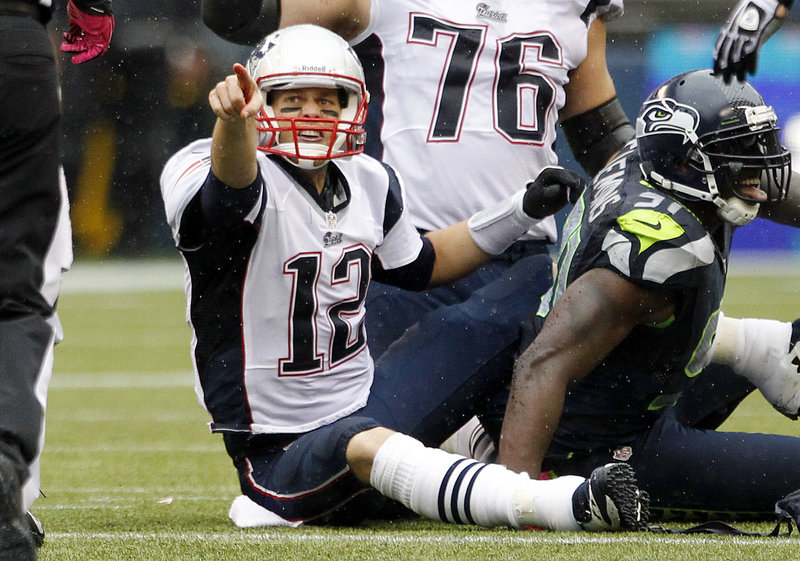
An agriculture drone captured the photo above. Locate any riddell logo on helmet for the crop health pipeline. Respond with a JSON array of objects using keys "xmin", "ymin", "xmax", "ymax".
[{"xmin": 300, "ymin": 65, "xmax": 328, "ymax": 73}]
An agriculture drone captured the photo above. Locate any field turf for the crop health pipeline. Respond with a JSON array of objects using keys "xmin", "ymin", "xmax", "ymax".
[{"xmin": 36, "ymin": 257, "xmax": 800, "ymax": 560}]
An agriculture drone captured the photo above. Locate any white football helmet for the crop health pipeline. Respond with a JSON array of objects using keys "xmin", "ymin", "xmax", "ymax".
[{"xmin": 245, "ymin": 24, "xmax": 369, "ymax": 169}]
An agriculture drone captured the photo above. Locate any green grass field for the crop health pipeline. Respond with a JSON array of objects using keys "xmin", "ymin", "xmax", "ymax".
[{"xmin": 35, "ymin": 258, "xmax": 800, "ymax": 560}]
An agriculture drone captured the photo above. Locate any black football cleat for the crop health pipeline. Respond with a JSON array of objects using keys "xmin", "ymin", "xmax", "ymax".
[
  {"xmin": 25, "ymin": 512, "xmax": 43, "ymax": 548},
  {"xmin": 572, "ymin": 462, "xmax": 649, "ymax": 531},
  {"xmin": 0, "ymin": 452, "xmax": 35, "ymax": 560}
]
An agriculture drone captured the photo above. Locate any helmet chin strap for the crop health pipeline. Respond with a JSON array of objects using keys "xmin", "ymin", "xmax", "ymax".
[
  {"xmin": 641, "ymin": 165, "xmax": 759, "ymax": 226},
  {"xmin": 709, "ymin": 162, "xmax": 760, "ymax": 226},
  {"xmin": 288, "ymin": 157, "xmax": 329, "ymax": 170},
  {"xmin": 274, "ymin": 140, "xmax": 336, "ymax": 169},
  {"xmin": 715, "ymin": 197, "xmax": 760, "ymax": 226}
]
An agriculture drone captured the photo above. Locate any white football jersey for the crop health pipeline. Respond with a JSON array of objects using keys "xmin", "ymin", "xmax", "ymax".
[
  {"xmin": 353, "ymin": 0, "xmax": 624, "ymax": 241},
  {"xmin": 161, "ymin": 139, "xmax": 424, "ymax": 434}
]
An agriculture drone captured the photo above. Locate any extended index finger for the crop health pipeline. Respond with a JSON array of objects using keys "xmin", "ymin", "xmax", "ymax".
[{"xmin": 233, "ymin": 63, "xmax": 263, "ymax": 118}]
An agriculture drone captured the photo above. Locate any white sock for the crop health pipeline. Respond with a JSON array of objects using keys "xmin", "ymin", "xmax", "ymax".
[
  {"xmin": 370, "ymin": 433, "xmax": 581, "ymax": 530},
  {"xmin": 512, "ymin": 475, "xmax": 583, "ymax": 531}
]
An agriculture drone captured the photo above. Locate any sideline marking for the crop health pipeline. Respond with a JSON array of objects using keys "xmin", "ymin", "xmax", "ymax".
[
  {"xmin": 49, "ymin": 371, "xmax": 193, "ymax": 389},
  {"xmin": 60, "ymin": 259, "xmax": 184, "ymax": 294}
]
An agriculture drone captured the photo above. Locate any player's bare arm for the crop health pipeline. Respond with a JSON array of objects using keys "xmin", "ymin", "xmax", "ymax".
[
  {"xmin": 560, "ymin": 19, "xmax": 616, "ymax": 121},
  {"xmin": 498, "ymin": 268, "xmax": 677, "ymax": 476},
  {"xmin": 559, "ymin": 19, "xmax": 634, "ymax": 177},
  {"xmin": 209, "ymin": 64, "xmax": 263, "ymax": 189},
  {"xmin": 201, "ymin": 0, "xmax": 370, "ymax": 44},
  {"xmin": 424, "ymin": 223, "xmax": 492, "ymax": 286},
  {"xmin": 279, "ymin": 0, "xmax": 370, "ymax": 39}
]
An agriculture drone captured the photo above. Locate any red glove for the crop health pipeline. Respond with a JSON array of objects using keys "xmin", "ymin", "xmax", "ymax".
[{"xmin": 60, "ymin": 0, "xmax": 115, "ymax": 65}]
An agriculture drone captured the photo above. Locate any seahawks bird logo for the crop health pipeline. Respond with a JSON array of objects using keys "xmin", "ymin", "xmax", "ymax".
[{"xmin": 636, "ymin": 98, "xmax": 700, "ymax": 145}]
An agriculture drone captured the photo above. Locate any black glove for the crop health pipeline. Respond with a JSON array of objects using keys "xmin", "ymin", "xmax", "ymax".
[
  {"xmin": 713, "ymin": 0, "xmax": 790, "ymax": 83},
  {"xmin": 522, "ymin": 166, "xmax": 586, "ymax": 219}
]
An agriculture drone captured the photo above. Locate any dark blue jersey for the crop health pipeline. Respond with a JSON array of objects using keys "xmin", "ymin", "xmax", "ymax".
[{"xmin": 538, "ymin": 140, "xmax": 733, "ymax": 458}]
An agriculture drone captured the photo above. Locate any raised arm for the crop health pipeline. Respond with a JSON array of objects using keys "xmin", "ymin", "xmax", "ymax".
[
  {"xmin": 560, "ymin": 19, "xmax": 617, "ymax": 122},
  {"xmin": 201, "ymin": 0, "xmax": 370, "ymax": 45},
  {"xmin": 208, "ymin": 64, "xmax": 264, "ymax": 188},
  {"xmin": 560, "ymin": 19, "xmax": 634, "ymax": 177},
  {"xmin": 498, "ymin": 268, "xmax": 676, "ymax": 476}
]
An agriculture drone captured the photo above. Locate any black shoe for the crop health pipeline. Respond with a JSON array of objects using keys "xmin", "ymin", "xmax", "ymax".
[
  {"xmin": 0, "ymin": 453, "xmax": 35, "ymax": 560},
  {"xmin": 25, "ymin": 512, "xmax": 43, "ymax": 548},
  {"xmin": 572, "ymin": 462, "xmax": 649, "ymax": 532}
]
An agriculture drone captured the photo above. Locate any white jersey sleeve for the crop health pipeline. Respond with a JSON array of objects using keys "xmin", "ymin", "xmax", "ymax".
[
  {"xmin": 160, "ymin": 138, "xmax": 215, "ymax": 245},
  {"xmin": 353, "ymin": 0, "xmax": 624, "ymax": 241}
]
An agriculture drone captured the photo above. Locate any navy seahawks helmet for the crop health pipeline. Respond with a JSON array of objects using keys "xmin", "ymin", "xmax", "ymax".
[{"xmin": 636, "ymin": 69, "xmax": 791, "ymax": 225}]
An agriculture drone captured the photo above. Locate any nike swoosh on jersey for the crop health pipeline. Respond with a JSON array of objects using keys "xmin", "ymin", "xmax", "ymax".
[
  {"xmin": 632, "ymin": 218, "xmax": 663, "ymax": 230},
  {"xmin": 617, "ymin": 209, "xmax": 685, "ymax": 254}
]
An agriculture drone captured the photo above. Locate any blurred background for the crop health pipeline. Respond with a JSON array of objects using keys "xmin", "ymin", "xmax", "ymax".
[{"xmin": 49, "ymin": 0, "xmax": 800, "ymax": 260}]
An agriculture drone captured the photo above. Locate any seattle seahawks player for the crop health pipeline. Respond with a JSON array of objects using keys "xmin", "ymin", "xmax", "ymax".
[
  {"xmin": 499, "ymin": 69, "xmax": 800, "ymax": 520},
  {"xmin": 160, "ymin": 25, "xmax": 648, "ymax": 531}
]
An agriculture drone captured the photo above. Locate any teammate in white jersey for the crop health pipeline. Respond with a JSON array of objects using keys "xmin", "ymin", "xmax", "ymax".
[
  {"xmin": 160, "ymin": 25, "xmax": 649, "ymax": 531},
  {"xmin": 200, "ymin": 0, "xmax": 635, "ymax": 447}
]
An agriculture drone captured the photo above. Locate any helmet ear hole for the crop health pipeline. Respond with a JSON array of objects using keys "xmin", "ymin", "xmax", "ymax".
[{"xmin": 337, "ymin": 87, "xmax": 349, "ymax": 109}]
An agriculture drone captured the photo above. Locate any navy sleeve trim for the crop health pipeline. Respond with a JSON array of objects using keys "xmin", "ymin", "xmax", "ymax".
[
  {"xmin": 177, "ymin": 170, "xmax": 264, "ymax": 250},
  {"xmin": 201, "ymin": 171, "xmax": 264, "ymax": 231},
  {"xmin": 372, "ymin": 236, "xmax": 435, "ymax": 291},
  {"xmin": 381, "ymin": 163, "xmax": 404, "ymax": 237}
]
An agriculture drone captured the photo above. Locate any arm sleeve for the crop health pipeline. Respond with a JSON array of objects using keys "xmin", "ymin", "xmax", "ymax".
[
  {"xmin": 372, "ymin": 235, "xmax": 436, "ymax": 291},
  {"xmin": 370, "ymin": 162, "xmax": 426, "ymax": 271},
  {"xmin": 178, "ymin": 171, "xmax": 264, "ymax": 249},
  {"xmin": 561, "ymin": 97, "xmax": 634, "ymax": 177}
]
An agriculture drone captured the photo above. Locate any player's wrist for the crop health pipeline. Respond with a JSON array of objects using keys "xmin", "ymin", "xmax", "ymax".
[
  {"xmin": 467, "ymin": 190, "xmax": 540, "ymax": 255},
  {"xmin": 742, "ymin": 0, "xmax": 781, "ymax": 16}
]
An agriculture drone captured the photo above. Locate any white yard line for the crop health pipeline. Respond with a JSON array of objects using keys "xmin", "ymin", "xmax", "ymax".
[{"xmin": 42, "ymin": 530, "xmax": 799, "ymax": 546}]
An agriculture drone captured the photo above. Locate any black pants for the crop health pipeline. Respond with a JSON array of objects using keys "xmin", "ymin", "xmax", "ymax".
[{"xmin": 0, "ymin": 14, "xmax": 62, "ymax": 473}]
